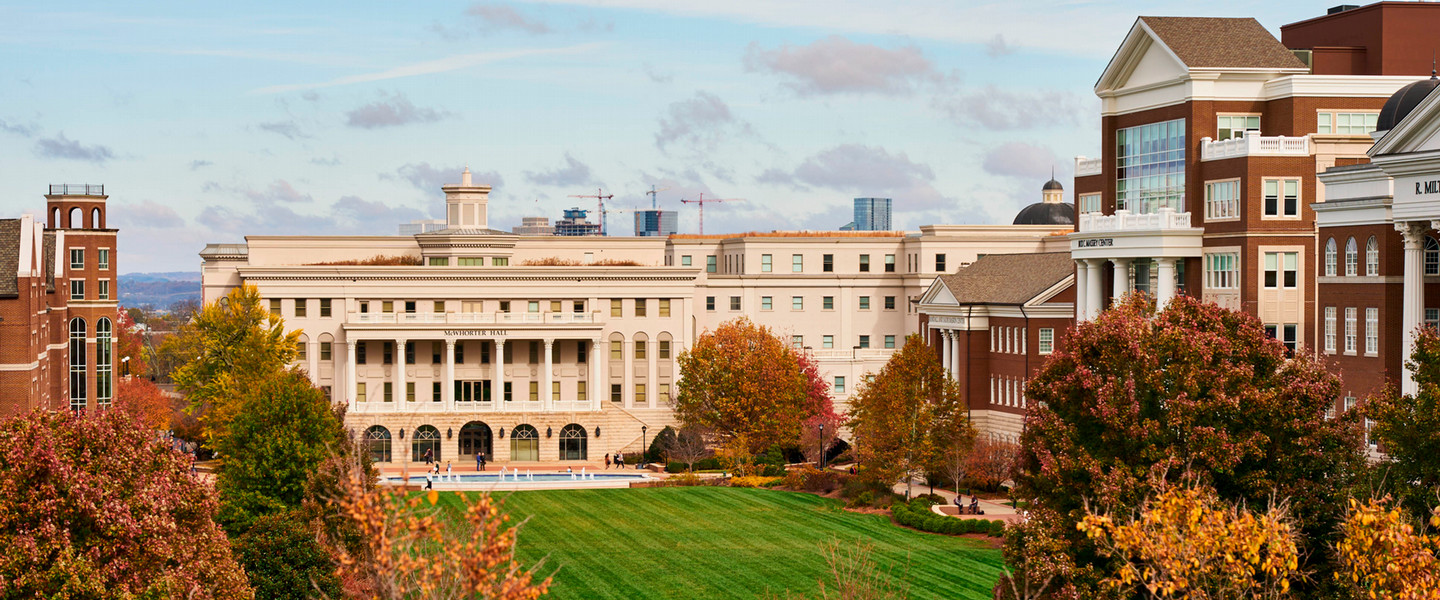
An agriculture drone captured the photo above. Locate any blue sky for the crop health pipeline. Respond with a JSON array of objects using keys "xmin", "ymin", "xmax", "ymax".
[{"xmin": 0, "ymin": 0, "xmax": 1330, "ymax": 273}]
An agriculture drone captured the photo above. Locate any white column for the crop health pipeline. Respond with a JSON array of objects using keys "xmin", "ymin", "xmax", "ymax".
[
  {"xmin": 1074, "ymin": 260, "xmax": 1088, "ymax": 320},
  {"xmin": 1085, "ymin": 258, "xmax": 1105, "ymax": 321},
  {"xmin": 493, "ymin": 339, "xmax": 506, "ymax": 410},
  {"xmin": 590, "ymin": 338, "xmax": 603, "ymax": 411},
  {"xmin": 1156, "ymin": 258, "xmax": 1177, "ymax": 310},
  {"xmin": 622, "ymin": 334, "xmax": 634, "ymax": 409},
  {"xmin": 1111, "ymin": 258, "xmax": 1132, "ymax": 302},
  {"xmin": 346, "ymin": 340, "xmax": 358, "ymax": 411},
  {"xmin": 444, "ymin": 340, "xmax": 455, "ymax": 411},
  {"xmin": 394, "ymin": 339, "xmax": 406, "ymax": 409},
  {"xmin": 950, "ymin": 330, "xmax": 961, "ymax": 376},
  {"xmin": 646, "ymin": 338, "xmax": 658, "ymax": 408},
  {"xmin": 542, "ymin": 338, "xmax": 554, "ymax": 411},
  {"xmin": 940, "ymin": 329, "xmax": 953, "ymax": 377},
  {"xmin": 1400, "ymin": 222, "xmax": 1426, "ymax": 396}
]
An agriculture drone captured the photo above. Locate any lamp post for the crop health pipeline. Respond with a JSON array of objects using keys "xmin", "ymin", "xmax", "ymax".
[
  {"xmin": 819, "ymin": 422, "xmax": 826, "ymax": 469},
  {"xmin": 121, "ymin": 356, "xmax": 131, "ymax": 378},
  {"xmin": 640, "ymin": 425, "xmax": 648, "ymax": 470}
]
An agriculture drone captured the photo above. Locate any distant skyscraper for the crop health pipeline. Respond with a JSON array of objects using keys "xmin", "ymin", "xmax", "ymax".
[
  {"xmin": 554, "ymin": 208, "xmax": 601, "ymax": 236},
  {"xmin": 634, "ymin": 209, "xmax": 678, "ymax": 237},
  {"xmin": 853, "ymin": 198, "xmax": 892, "ymax": 231},
  {"xmin": 512, "ymin": 217, "xmax": 555, "ymax": 236},
  {"xmin": 398, "ymin": 218, "xmax": 446, "ymax": 235}
]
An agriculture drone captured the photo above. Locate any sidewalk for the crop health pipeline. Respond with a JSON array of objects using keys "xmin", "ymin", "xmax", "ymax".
[{"xmin": 890, "ymin": 476, "xmax": 1020, "ymax": 522}]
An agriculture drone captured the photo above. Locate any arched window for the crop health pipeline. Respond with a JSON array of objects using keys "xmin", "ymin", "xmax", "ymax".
[
  {"xmin": 510, "ymin": 424, "xmax": 539, "ymax": 462},
  {"xmin": 411, "ymin": 424, "xmax": 441, "ymax": 462},
  {"xmin": 50, "ymin": 207, "xmax": 59, "ymax": 228},
  {"xmin": 559, "ymin": 423, "xmax": 587, "ymax": 461},
  {"xmin": 1345, "ymin": 237, "xmax": 1358, "ymax": 276},
  {"xmin": 1366, "ymin": 236, "xmax": 1379, "ymax": 276},
  {"xmin": 1324, "ymin": 238, "xmax": 1337, "ymax": 277},
  {"xmin": 69, "ymin": 318, "xmax": 86, "ymax": 411},
  {"xmin": 96, "ymin": 318, "xmax": 112, "ymax": 409},
  {"xmin": 67, "ymin": 207, "xmax": 82, "ymax": 229},
  {"xmin": 1427, "ymin": 237, "xmax": 1440, "ymax": 276},
  {"xmin": 459, "ymin": 421, "xmax": 493, "ymax": 461},
  {"xmin": 364, "ymin": 426, "xmax": 392, "ymax": 463},
  {"xmin": 91, "ymin": 207, "xmax": 102, "ymax": 229}
]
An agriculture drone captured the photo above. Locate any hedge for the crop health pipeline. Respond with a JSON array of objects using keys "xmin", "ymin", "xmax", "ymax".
[{"xmin": 891, "ymin": 499, "xmax": 1006, "ymax": 537}]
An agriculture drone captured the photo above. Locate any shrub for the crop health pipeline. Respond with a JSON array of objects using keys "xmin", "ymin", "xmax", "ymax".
[
  {"xmin": 665, "ymin": 457, "xmax": 723, "ymax": 473},
  {"xmin": 647, "ymin": 426, "xmax": 676, "ymax": 463},
  {"xmin": 915, "ymin": 493, "xmax": 946, "ymax": 505},
  {"xmin": 308, "ymin": 254, "xmax": 421, "ymax": 266},
  {"xmin": 826, "ymin": 438, "xmax": 851, "ymax": 464},
  {"xmin": 731, "ymin": 476, "xmax": 783, "ymax": 488},
  {"xmin": 891, "ymin": 498, "xmax": 1005, "ymax": 537},
  {"xmin": 233, "ymin": 512, "xmax": 340, "ymax": 600},
  {"xmin": 782, "ymin": 465, "xmax": 840, "ymax": 494},
  {"xmin": 663, "ymin": 472, "xmax": 705, "ymax": 487}
]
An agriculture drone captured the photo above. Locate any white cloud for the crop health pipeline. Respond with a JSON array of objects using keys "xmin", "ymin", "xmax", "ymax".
[
  {"xmin": 655, "ymin": 91, "xmax": 753, "ymax": 154},
  {"xmin": 466, "ymin": 3, "xmax": 552, "ymax": 34},
  {"xmin": 345, "ymin": 93, "xmax": 453, "ymax": 129},
  {"xmin": 34, "ymin": 133, "xmax": 114, "ymax": 163},
  {"xmin": 744, "ymin": 36, "xmax": 940, "ymax": 96},
  {"xmin": 935, "ymin": 85, "xmax": 1089, "ymax": 131}
]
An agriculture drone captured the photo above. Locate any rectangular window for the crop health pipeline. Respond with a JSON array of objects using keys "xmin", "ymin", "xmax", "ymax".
[
  {"xmin": 1345, "ymin": 307, "xmax": 1358, "ymax": 354},
  {"xmin": 1322, "ymin": 307, "xmax": 1338, "ymax": 354},
  {"xmin": 457, "ymin": 257, "xmax": 483, "ymax": 266},
  {"xmin": 529, "ymin": 382, "xmax": 539, "ymax": 402},
  {"xmin": 320, "ymin": 341, "xmax": 332, "ymax": 361},
  {"xmin": 792, "ymin": 254, "xmax": 803, "ymax": 272},
  {"xmin": 1205, "ymin": 252, "xmax": 1240, "ymax": 289},
  {"xmin": 1204, "ymin": 180, "xmax": 1240, "ymax": 221},
  {"xmin": 434, "ymin": 381, "xmax": 442, "ymax": 402},
  {"xmin": 428, "ymin": 257, "xmax": 448, "ymax": 266},
  {"xmin": 491, "ymin": 257, "xmax": 508, "ymax": 266},
  {"xmin": 407, "ymin": 382, "xmax": 416, "ymax": 402},
  {"xmin": 578, "ymin": 381, "xmax": 587, "ymax": 401},
  {"xmin": 636, "ymin": 299, "xmax": 648, "ymax": 317},
  {"xmin": 1317, "ymin": 111, "xmax": 1379, "ymax": 135},
  {"xmin": 550, "ymin": 300, "xmax": 562, "ymax": 313},
  {"xmin": 859, "ymin": 254, "xmax": 870, "ymax": 272},
  {"xmin": 298, "ymin": 343, "xmax": 307, "ymax": 361},
  {"xmin": 761, "ymin": 254, "xmax": 772, "ymax": 272},
  {"xmin": 706, "ymin": 296, "xmax": 715, "ymax": 311},
  {"xmin": 706, "ymin": 255, "xmax": 717, "ymax": 273},
  {"xmin": 884, "ymin": 296, "xmax": 896, "ymax": 310},
  {"xmin": 1216, "ymin": 114, "xmax": 1260, "ymax": 140},
  {"xmin": 527, "ymin": 301, "xmax": 539, "ymax": 313},
  {"xmin": 1116, "ymin": 118, "xmax": 1186, "ymax": 213},
  {"xmin": 97, "ymin": 249, "xmax": 109, "ymax": 270},
  {"xmin": 383, "ymin": 382, "xmax": 393, "ymax": 402},
  {"xmin": 500, "ymin": 301, "xmax": 510, "ymax": 312},
  {"xmin": 294, "ymin": 299, "xmax": 307, "ymax": 318},
  {"xmin": 382, "ymin": 300, "xmax": 394, "ymax": 313},
  {"xmin": 823, "ymin": 296, "xmax": 834, "ymax": 310},
  {"xmin": 823, "ymin": 335, "xmax": 834, "ymax": 349},
  {"xmin": 635, "ymin": 384, "xmax": 646, "ymax": 405},
  {"xmin": 574, "ymin": 300, "xmax": 585, "ymax": 313},
  {"xmin": 859, "ymin": 296, "xmax": 870, "ymax": 310},
  {"xmin": 97, "ymin": 279, "xmax": 109, "ymax": 300},
  {"xmin": 792, "ymin": 296, "xmax": 803, "ymax": 310},
  {"xmin": 504, "ymin": 382, "xmax": 512, "ymax": 402},
  {"xmin": 635, "ymin": 340, "xmax": 647, "ymax": 360},
  {"xmin": 885, "ymin": 254, "xmax": 896, "ymax": 272},
  {"xmin": 358, "ymin": 342, "xmax": 367, "ymax": 364},
  {"xmin": 935, "ymin": 254, "xmax": 946, "ymax": 272},
  {"xmin": 382, "ymin": 342, "xmax": 393, "ymax": 365},
  {"xmin": 578, "ymin": 341, "xmax": 589, "ymax": 364},
  {"xmin": 405, "ymin": 342, "xmax": 415, "ymax": 365},
  {"xmin": 1366, "ymin": 307, "xmax": 1379, "ymax": 355},
  {"xmin": 1039, "ymin": 328, "xmax": 1054, "ymax": 354},
  {"xmin": 610, "ymin": 341, "xmax": 622, "ymax": 360},
  {"xmin": 269, "ymin": 298, "xmax": 280, "ymax": 315},
  {"xmin": 659, "ymin": 340, "xmax": 671, "ymax": 359},
  {"xmin": 1428, "ymin": 308, "xmax": 1440, "ymax": 332},
  {"xmin": 356, "ymin": 382, "xmax": 367, "ymax": 402},
  {"xmin": 659, "ymin": 299, "xmax": 670, "ymax": 317},
  {"xmin": 858, "ymin": 335, "xmax": 870, "ymax": 349},
  {"xmin": 1078, "ymin": 193, "xmax": 1102, "ymax": 215},
  {"xmin": 1282, "ymin": 324, "xmax": 1297, "ymax": 352},
  {"xmin": 320, "ymin": 299, "xmax": 332, "ymax": 318},
  {"xmin": 434, "ymin": 301, "xmax": 446, "ymax": 313},
  {"xmin": 681, "ymin": 255, "xmax": 692, "ymax": 266},
  {"xmin": 659, "ymin": 383, "xmax": 671, "ymax": 403},
  {"xmin": 1263, "ymin": 252, "xmax": 1298, "ymax": 288},
  {"xmin": 611, "ymin": 384, "xmax": 622, "ymax": 403},
  {"xmin": 834, "ymin": 376, "xmax": 846, "ymax": 394},
  {"xmin": 723, "ymin": 296, "xmax": 736, "ymax": 311},
  {"xmin": 884, "ymin": 335, "xmax": 895, "ymax": 349},
  {"xmin": 69, "ymin": 248, "xmax": 83, "ymax": 269},
  {"xmin": 611, "ymin": 299, "xmax": 623, "ymax": 317},
  {"xmin": 528, "ymin": 341, "xmax": 539, "ymax": 364},
  {"xmin": 791, "ymin": 335, "xmax": 803, "ymax": 349},
  {"xmin": 823, "ymin": 254, "xmax": 834, "ymax": 272},
  {"xmin": 1263, "ymin": 179, "xmax": 1300, "ymax": 218}
]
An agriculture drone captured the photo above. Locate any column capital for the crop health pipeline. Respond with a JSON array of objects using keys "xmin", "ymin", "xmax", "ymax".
[
  {"xmin": 347, "ymin": 340, "xmax": 358, "ymax": 348},
  {"xmin": 445, "ymin": 339, "xmax": 456, "ymax": 348},
  {"xmin": 543, "ymin": 338, "xmax": 555, "ymax": 347},
  {"xmin": 1110, "ymin": 257, "xmax": 1133, "ymax": 266},
  {"xmin": 1082, "ymin": 257, "xmax": 1108, "ymax": 268},
  {"xmin": 1397, "ymin": 221, "xmax": 1428, "ymax": 246}
]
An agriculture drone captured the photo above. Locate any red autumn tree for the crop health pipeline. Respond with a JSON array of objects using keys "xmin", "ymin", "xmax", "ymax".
[
  {"xmin": 675, "ymin": 317, "xmax": 814, "ymax": 452},
  {"xmin": 113, "ymin": 375, "xmax": 173, "ymax": 431},
  {"xmin": 0, "ymin": 409, "xmax": 250, "ymax": 599},
  {"xmin": 115, "ymin": 306, "xmax": 148, "ymax": 378},
  {"xmin": 797, "ymin": 349, "xmax": 843, "ymax": 464},
  {"xmin": 1008, "ymin": 295, "xmax": 1365, "ymax": 599}
]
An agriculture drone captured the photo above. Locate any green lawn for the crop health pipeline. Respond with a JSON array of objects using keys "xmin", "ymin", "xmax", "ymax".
[{"xmin": 436, "ymin": 487, "xmax": 1003, "ymax": 600}]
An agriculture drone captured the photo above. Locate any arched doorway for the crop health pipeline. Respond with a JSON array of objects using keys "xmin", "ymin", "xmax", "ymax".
[
  {"xmin": 510, "ymin": 424, "xmax": 539, "ymax": 462},
  {"xmin": 412, "ymin": 424, "xmax": 441, "ymax": 462},
  {"xmin": 559, "ymin": 423, "xmax": 587, "ymax": 461},
  {"xmin": 364, "ymin": 425, "xmax": 391, "ymax": 463},
  {"xmin": 459, "ymin": 421, "xmax": 493, "ymax": 461}
]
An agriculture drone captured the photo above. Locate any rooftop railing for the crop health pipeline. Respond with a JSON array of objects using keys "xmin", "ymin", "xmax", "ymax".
[
  {"xmin": 1077, "ymin": 208, "xmax": 1193, "ymax": 233},
  {"xmin": 48, "ymin": 184, "xmax": 105, "ymax": 196},
  {"xmin": 349, "ymin": 312, "xmax": 602, "ymax": 325},
  {"xmin": 1200, "ymin": 133, "xmax": 1310, "ymax": 161},
  {"xmin": 1074, "ymin": 156, "xmax": 1102, "ymax": 177}
]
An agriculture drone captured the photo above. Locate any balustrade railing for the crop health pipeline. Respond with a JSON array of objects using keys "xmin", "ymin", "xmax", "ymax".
[{"xmin": 349, "ymin": 312, "xmax": 601, "ymax": 325}]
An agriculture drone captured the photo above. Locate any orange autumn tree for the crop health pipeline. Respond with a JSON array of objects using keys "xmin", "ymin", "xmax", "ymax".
[
  {"xmin": 114, "ymin": 376, "xmax": 174, "ymax": 431},
  {"xmin": 675, "ymin": 317, "xmax": 814, "ymax": 452},
  {"xmin": 1333, "ymin": 497, "xmax": 1440, "ymax": 600},
  {"xmin": 848, "ymin": 334, "xmax": 969, "ymax": 491}
]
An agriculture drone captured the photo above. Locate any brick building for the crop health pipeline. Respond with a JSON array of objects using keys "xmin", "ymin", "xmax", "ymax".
[{"xmin": 0, "ymin": 185, "xmax": 118, "ymax": 416}]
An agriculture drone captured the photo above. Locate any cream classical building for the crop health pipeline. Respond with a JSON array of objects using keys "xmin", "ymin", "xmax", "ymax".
[{"xmin": 202, "ymin": 168, "xmax": 1071, "ymax": 465}]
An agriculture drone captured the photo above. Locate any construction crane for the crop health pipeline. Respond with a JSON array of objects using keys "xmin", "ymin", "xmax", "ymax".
[
  {"xmin": 680, "ymin": 193, "xmax": 741, "ymax": 235},
  {"xmin": 568, "ymin": 188, "xmax": 615, "ymax": 235},
  {"xmin": 644, "ymin": 185, "xmax": 671, "ymax": 210}
]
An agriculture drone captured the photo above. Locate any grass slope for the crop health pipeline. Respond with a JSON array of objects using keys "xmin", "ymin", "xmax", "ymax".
[{"xmin": 437, "ymin": 487, "xmax": 1003, "ymax": 600}]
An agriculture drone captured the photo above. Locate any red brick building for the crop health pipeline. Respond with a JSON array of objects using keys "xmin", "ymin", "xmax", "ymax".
[{"xmin": 0, "ymin": 185, "xmax": 118, "ymax": 416}]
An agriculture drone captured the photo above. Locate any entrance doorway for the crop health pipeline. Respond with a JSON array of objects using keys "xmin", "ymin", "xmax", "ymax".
[
  {"xmin": 510, "ymin": 424, "xmax": 539, "ymax": 461},
  {"xmin": 459, "ymin": 421, "xmax": 493, "ymax": 461}
]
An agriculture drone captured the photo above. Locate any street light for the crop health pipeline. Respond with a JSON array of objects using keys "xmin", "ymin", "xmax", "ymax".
[
  {"xmin": 121, "ymin": 356, "xmax": 131, "ymax": 378},
  {"xmin": 819, "ymin": 422, "xmax": 826, "ymax": 469},
  {"xmin": 641, "ymin": 425, "xmax": 648, "ymax": 470}
]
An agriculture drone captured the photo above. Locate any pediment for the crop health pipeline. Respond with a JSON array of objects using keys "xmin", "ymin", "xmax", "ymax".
[
  {"xmin": 1095, "ymin": 20, "xmax": 1187, "ymax": 94},
  {"xmin": 919, "ymin": 278, "xmax": 958, "ymax": 306},
  {"xmin": 1372, "ymin": 87, "xmax": 1440, "ymax": 157}
]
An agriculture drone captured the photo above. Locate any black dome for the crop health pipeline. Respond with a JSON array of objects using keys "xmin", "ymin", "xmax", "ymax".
[
  {"xmin": 1013, "ymin": 202, "xmax": 1075, "ymax": 225},
  {"xmin": 1042, "ymin": 178, "xmax": 1064, "ymax": 191},
  {"xmin": 1377, "ymin": 77, "xmax": 1440, "ymax": 132}
]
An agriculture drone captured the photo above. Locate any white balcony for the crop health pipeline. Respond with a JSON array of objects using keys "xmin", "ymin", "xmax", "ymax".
[
  {"xmin": 349, "ymin": 312, "xmax": 602, "ymax": 325},
  {"xmin": 1074, "ymin": 156, "xmax": 1102, "ymax": 177},
  {"xmin": 1077, "ymin": 208, "xmax": 1191, "ymax": 233},
  {"xmin": 1070, "ymin": 208, "xmax": 1204, "ymax": 261},
  {"xmin": 1200, "ymin": 133, "xmax": 1310, "ymax": 161},
  {"xmin": 810, "ymin": 349, "xmax": 894, "ymax": 361}
]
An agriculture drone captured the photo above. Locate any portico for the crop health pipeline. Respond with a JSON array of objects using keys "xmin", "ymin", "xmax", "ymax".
[{"xmin": 1070, "ymin": 208, "xmax": 1204, "ymax": 320}]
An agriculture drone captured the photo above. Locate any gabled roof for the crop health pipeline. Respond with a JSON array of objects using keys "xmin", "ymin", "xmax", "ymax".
[
  {"xmin": 1371, "ymin": 77, "xmax": 1440, "ymax": 157},
  {"xmin": 1139, "ymin": 17, "xmax": 1305, "ymax": 69},
  {"xmin": 935, "ymin": 252, "xmax": 1074, "ymax": 306}
]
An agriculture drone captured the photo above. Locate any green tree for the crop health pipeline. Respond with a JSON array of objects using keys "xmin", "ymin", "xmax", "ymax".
[
  {"xmin": 232, "ymin": 512, "xmax": 342, "ymax": 600},
  {"xmin": 1366, "ymin": 327, "xmax": 1440, "ymax": 520},
  {"xmin": 675, "ymin": 317, "xmax": 813, "ymax": 452},
  {"xmin": 0, "ymin": 409, "xmax": 251, "ymax": 599},
  {"xmin": 215, "ymin": 370, "xmax": 348, "ymax": 534},
  {"xmin": 1010, "ymin": 295, "xmax": 1365, "ymax": 599},
  {"xmin": 848, "ymin": 334, "xmax": 970, "ymax": 495},
  {"xmin": 170, "ymin": 284, "xmax": 300, "ymax": 445}
]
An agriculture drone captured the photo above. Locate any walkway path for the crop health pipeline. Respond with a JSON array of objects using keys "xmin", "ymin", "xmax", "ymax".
[{"xmin": 890, "ymin": 476, "xmax": 1020, "ymax": 522}]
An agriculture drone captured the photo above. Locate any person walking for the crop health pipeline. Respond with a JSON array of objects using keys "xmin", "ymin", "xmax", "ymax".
[
  {"xmin": 424, "ymin": 448, "xmax": 434, "ymax": 465},
  {"xmin": 605, "ymin": 453, "xmax": 611, "ymax": 469},
  {"xmin": 616, "ymin": 451, "xmax": 624, "ymax": 469},
  {"xmin": 445, "ymin": 461, "xmax": 452, "ymax": 479},
  {"xmin": 424, "ymin": 471, "xmax": 433, "ymax": 490}
]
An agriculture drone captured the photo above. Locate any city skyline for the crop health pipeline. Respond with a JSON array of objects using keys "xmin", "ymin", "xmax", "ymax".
[{"xmin": 1, "ymin": 1, "xmax": 1331, "ymax": 273}]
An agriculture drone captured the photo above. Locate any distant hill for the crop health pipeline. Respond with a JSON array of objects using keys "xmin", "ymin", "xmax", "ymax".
[{"xmin": 119, "ymin": 272, "xmax": 202, "ymax": 309}]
